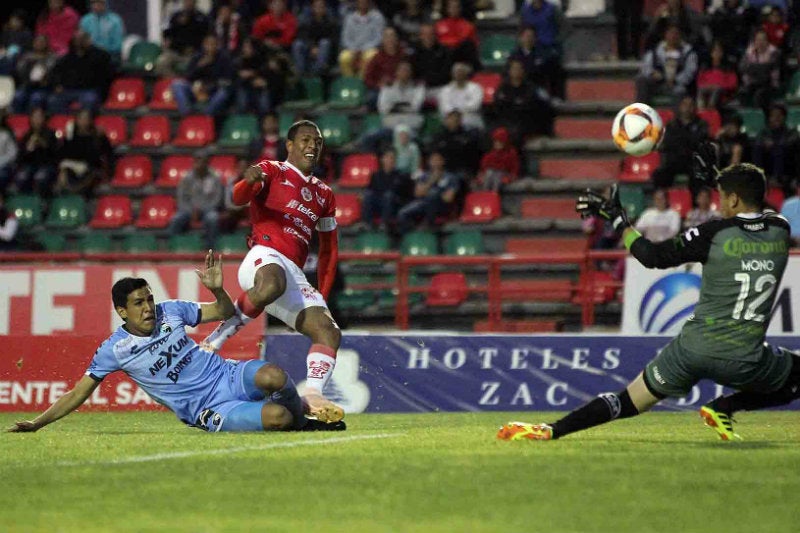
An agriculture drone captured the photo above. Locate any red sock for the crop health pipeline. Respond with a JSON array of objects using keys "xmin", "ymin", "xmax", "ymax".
[{"xmin": 236, "ymin": 292, "xmax": 264, "ymax": 320}]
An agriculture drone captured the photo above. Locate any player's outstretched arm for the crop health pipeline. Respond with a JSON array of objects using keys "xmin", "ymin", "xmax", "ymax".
[
  {"xmin": 7, "ymin": 375, "xmax": 99, "ymax": 432},
  {"xmin": 231, "ymin": 165, "xmax": 266, "ymax": 206},
  {"xmin": 196, "ymin": 249, "xmax": 236, "ymax": 322}
]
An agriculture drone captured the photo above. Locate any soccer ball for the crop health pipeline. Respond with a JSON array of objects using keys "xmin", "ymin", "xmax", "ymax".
[{"xmin": 611, "ymin": 103, "xmax": 664, "ymax": 156}]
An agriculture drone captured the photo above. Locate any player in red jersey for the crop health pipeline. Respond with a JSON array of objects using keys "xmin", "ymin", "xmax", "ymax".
[{"xmin": 203, "ymin": 120, "xmax": 343, "ymax": 423}]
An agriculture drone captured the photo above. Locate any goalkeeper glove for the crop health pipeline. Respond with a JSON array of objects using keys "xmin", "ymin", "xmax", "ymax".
[
  {"xmin": 692, "ymin": 141, "xmax": 720, "ymax": 187},
  {"xmin": 576, "ymin": 184, "xmax": 630, "ymax": 231}
]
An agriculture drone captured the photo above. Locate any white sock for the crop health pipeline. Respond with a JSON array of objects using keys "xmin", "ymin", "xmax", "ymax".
[
  {"xmin": 305, "ymin": 344, "xmax": 337, "ymax": 394},
  {"xmin": 203, "ymin": 309, "xmax": 252, "ymax": 350}
]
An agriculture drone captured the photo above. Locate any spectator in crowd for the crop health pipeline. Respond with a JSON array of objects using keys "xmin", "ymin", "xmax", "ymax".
[
  {"xmin": 213, "ymin": 1, "xmax": 245, "ymax": 53},
  {"xmin": 393, "ymin": 124, "xmax": 421, "ymax": 176},
  {"xmin": 0, "ymin": 112, "xmax": 18, "ymax": 193},
  {"xmin": 520, "ymin": 0, "xmax": 563, "ymax": 87},
  {"xmin": 634, "ymin": 188, "xmax": 681, "ymax": 243},
  {"xmin": 762, "ymin": 6, "xmax": 789, "ymax": 49},
  {"xmin": 0, "ymin": 192, "xmax": 19, "ymax": 252},
  {"xmin": 636, "ymin": 24, "xmax": 698, "ymax": 106},
  {"xmin": 0, "ymin": 10, "xmax": 33, "ymax": 74},
  {"xmin": 431, "ymin": 109, "xmax": 482, "ymax": 178},
  {"xmin": 364, "ymin": 27, "xmax": 408, "ymax": 107},
  {"xmin": 696, "ymin": 41, "xmax": 738, "ymax": 109},
  {"xmin": 410, "ymin": 23, "xmax": 451, "ymax": 101},
  {"xmin": 716, "ymin": 113, "xmax": 748, "ymax": 167},
  {"xmin": 684, "ymin": 188, "xmax": 720, "ymax": 228},
  {"xmin": 218, "ymin": 163, "xmax": 249, "ymax": 234},
  {"xmin": 234, "ymin": 37, "xmax": 275, "ymax": 115},
  {"xmin": 168, "ymin": 152, "xmax": 224, "ymax": 250},
  {"xmin": 396, "ymin": 150, "xmax": 461, "ymax": 232},
  {"xmin": 644, "ymin": 0, "xmax": 702, "ymax": 51},
  {"xmin": 739, "ymin": 28, "xmax": 780, "ymax": 109},
  {"xmin": 361, "ymin": 148, "xmax": 410, "ymax": 231},
  {"xmin": 475, "ymin": 127, "xmax": 519, "ymax": 192},
  {"xmin": 338, "ymin": 0, "xmax": 385, "ymax": 78},
  {"xmin": 35, "ymin": 0, "xmax": 79, "ymax": 56},
  {"xmin": 291, "ymin": 0, "xmax": 338, "ymax": 76},
  {"xmin": 780, "ymin": 180, "xmax": 800, "ymax": 246},
  {"xmin": 438, "ymin": 62, "xmax": 484, "ymax": 130},
  {"xmin": 11, "ymin": 35, "xmax": 56, "ymax": 113},
  {"xmin": 80, "ymin": 0, "xmax": 125, "ymax": 62},
  {"xmin": 247, "ymin": 112, "xmax": 284, "ymax": 163},
  {"xmin": 583, "ymin": 185, "xmax": 620, "ymax": 251},
  {"xmin": 54, "ymin": 109, "xmax": 112, "ymax": 196},
  {"xmin": 252, "ymin": 0, "xmax": 297, "ymax": 51},
  {"xmin": 510, "ymin": 27, "xmax": 562, "ymax": 100},
  {"xmin": 47, "ymin": 31, "xmax": 112, "ymax": 113},
  {"xmin": 172, "ymin": 34, "xmax": 234, "ymax": 116},
  {"xmin": 652, "ymin": 95, "xmax": 709, "ymax": 190},
  {"xmin": 157, "ymin": 0, "xmax": 210, "ymax": 76},
  {"xmin": 435, "ymin": 0, "xmax": 480, "ymax": 71},
  {"xmin": 614, "ymin": 0, "xmax": 644, "ymax": 60},
  {"xmin": 393, "ymin": 0, "xmax": 430, "ymax": 46},
  {"xmin": 377, "ymin": 60, "xmax": 425, "ymax": 130},
  {"xmin": 708, "ymin": 0, "xmax": 749, "ymax": 63},
  {"xmin": 752, "ymin": 103, "xmax": 800, "ymax": 193},
  {"xmin": 494, "ymin": 58, "xmax": 554, "ymax": 141},
  {"xmin": 14, "ymin": 107, "xmax": 58, "ymax": 196}
]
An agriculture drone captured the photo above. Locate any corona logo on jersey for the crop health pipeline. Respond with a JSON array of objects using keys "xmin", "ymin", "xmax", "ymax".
[{"xmin": 639, "ymin": 272, "xmax": 702, "ymax": 334}]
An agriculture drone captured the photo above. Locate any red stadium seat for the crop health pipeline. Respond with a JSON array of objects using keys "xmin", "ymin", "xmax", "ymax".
[
  {"xmin": 135, "ymin": 195, "xmax": 177, "ymax": 228},
  {"xmin": 471, "ymin": 71, "xmax": 502, "ymax": 105},
  {"xmin": 766, "ymin": 187, "xmax": 785, "ymax": 210},
  {"xmin": 89, "ymin": 195, "xmax": 133, "ymax": 228},
  {"xmin": 173, "ymin": 115, "xmax": 215, "ymax": 147},
  {"xmin": 7, "ymin": 114, "xmax": 30, "ymax": 140},
  {"xmin": 95, "ymin": 115, "xmax": 128, "ymax": 146},
  {"xmin": 667, "ymin": 187, "xmax": 692, "ymax": 218},
  {"xmin": 111, "ymin": 156, "xmax": 152, "ymax": 188},
  {"xmin": 48, "ymin": 114, "xmax": 73, "ymax": 140},
  {"xmin": 130, "ymin": 115, "xmax": 170, "ymax": 147},
  {"xmin": 520, "ymin": 198, "xmax": 576, "ymax": 219},
  {"xmin": 156, "ymin": 155, "xmax": 193, "ymax": 188},
  {"xmin": 619, "ymin": 152, "xmax": 661, "ymax": 183},
  {"xmin": 460, "ymin": 191, "xmax": 501, "ymax": 223},
  {"xmin": 505, "ymin": 237, "xmax": 587, "ymax": 255},
  {"xmin": 334, "ymin": 193, "xmax": 361, "ymax": 226},
  {"xmin": 103, "ymin": 77, "xmax": 145, "ymax": 110},
  {"xmin": 339, "ymin": 153, "xmax": 378, "ymax": 188},
  {"xmin": 149, "ymin": 78, "xmax": 179, "ymax": 110},
  {"xmin": 426, "ymin": 272, "xmax": 468, "ymax": 306},
  {"xmin": 697, "ymin": 109, "xmax": 721, "ymax": 137},
  {"xmin": 209, "ymin": 155, "xmax": 239, "ymax": 183},
  {"xmin": 657, "ymin": 108, "xmax": 674, "ymax": 125}
]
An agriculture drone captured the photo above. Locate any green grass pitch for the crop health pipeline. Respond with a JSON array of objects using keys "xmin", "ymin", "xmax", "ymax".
[{"xmin": 1, "ymin": 411, "xmax": 798, "ymax": 533}]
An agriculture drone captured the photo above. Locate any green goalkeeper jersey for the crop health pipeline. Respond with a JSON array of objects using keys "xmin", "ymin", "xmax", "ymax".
[{"xmin": 629, "ymin": 211, "xmax": 791, "ymax": 362}]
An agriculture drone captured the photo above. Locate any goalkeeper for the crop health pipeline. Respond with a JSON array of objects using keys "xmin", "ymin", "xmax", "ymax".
[{"xmin": 499, "ymin": 145, "xmax": 800, "ymax": 441}]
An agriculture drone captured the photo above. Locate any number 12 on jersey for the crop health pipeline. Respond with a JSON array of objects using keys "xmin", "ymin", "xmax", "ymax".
[{"xmin": 732, "ymin": 273, "xmax": 777, "ymax": 322}]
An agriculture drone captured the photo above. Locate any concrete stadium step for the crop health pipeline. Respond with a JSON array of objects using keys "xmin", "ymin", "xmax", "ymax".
[
  {"xmin": 504, "ymin": 237, "xmax": 587, "ymax": 255},
  {"xmin": 567, "ymin": 79, "xmax": 635, "ymax": 103},
  {"xmin": 520, "ymin": 198, "xmax": 578, "ymax": 220},
  {"xmin": 539, "ymin": 158, "xmax": 621, "ymax": 180},
  {"xmin": 555, "ymin": 118, "xmax": 611, "ymax": 140}
]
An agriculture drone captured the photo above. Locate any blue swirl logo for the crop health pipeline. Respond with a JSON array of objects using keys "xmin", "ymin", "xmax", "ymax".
[{"xmin": 639, "ymin": 272, "xmax": 702, "ymax": 333}]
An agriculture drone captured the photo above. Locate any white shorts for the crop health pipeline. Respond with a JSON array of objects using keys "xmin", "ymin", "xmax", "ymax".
[{"xmin": 237, "ymin": 245, "xmax": 328, "ymax": 328}]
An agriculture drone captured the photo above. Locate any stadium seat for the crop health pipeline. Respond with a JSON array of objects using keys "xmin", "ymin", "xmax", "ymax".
[
  {"xmin": 282, "ymin": 77, "xmax": 324, "ymax": 109},
  {"xmin": 334, "ymin": 193, "xmax": 361, "ymax": 226},
  {"xmin": 766, "ymin": 187, "xmax": 785, "ymax": 210},
  {"xmin": 619, "ymin": 152, "xmax": 660, "ymax": 183},
  {"xmin": 278, "ymin": 111, "xmax": 296, "ymax": 137},
  {"xmin": 471, "ymin": 72, "xmax": 502, "ymax": 105},
  {"xmin": 316, "ymin": 113, "xmax": 351, "ymax": 147},
  {"xmin": 575, "ymin": 270, "xmax": 618, "ymax": 304},
  {"xmin": 173, "ymin": 115, "xmax": 215, "ymax": 147},
  {"xmin": 787, "ymin": 71, "xmax": 800, "ymax": 100},
  {"xmin": 426, "ymin": 272, "xmax": 468, "ymax": 306},
  {"xmin": 656, "ymin": 108, "xmax": 674, "ymax": 125},
  {"xmin": 697, "ymin": 109, "xmax": 721, "ymax": 137},
  {"xmin": 354, "ymin": 231, "xmax": 390, "ymax": 254},
  {"xmin": 459, "ymin": 191, "xmax": 501, "ymax": 223},
  {"xmin": 567, "ymin": 79, "xmax": 635, "ymax": 102},
  {"xmin": 667, "ymin": 187, "xmax": 692, "ymax": 218},
  {"xmin": 45, "ymin": 195, "xmax": 87, "ymax": 229},
  {"xmin": 787, "ymin": 107, "xmax": 800, "ymax": 132},
  {"xmin": 112, "ymin": 155, "xmax": 153, "ymax": 188},
  {"xmin": 363, "ymin": 113, "xmax": 383, "ymax": 135},
  {"xmin": 401, "ymin": 230, "xmax": 438, "ymax": 256},
  {"xmin": 336, "ymin": 275, "xmax": 377, "ymax": 310},
  {"xmin": 168, "ymin": 233, "xmax": 204, "ymax": 252},
  {"xmin": 8, "ymin": 114, "xmax": 30, "ymax": 140},
  {"xmin": 103, "ymin": 78, "xmax": 145, "ymax": 110},
  {"xmin": 219, "ymin": 114, "xmax": 259, "ymax": 147},
  {"xmin": 125, "ymin": 41, "xmax": 161, "ymax": 72},
  {"xmin": 539, "ymin": 158, "xmax": 620, "ymax": 180},
  {"xmin": 339, "ymin": 153, "xmax": 378, "ymax": 187},
  {"xmin": 89, "ymin": 195, "xmax": 133, "ymax": 229},
  {"xmin": 217, "ymin": 232, "xmax": 249, "ymax": 253},
  {"xmin": 156, "ymin": 155, "xmax": 193, "ymax": 188},
  {"xmin": 209, "ymin": 155, "xmax": 239, "ymax": 183},
  {"xmin": 95, "ymin": 115, "xmax": 128, "ymax": 146},
  {"xmin": 505, "ymin": 237, "xmax": 587, "ymax": 255},
  {"xmin": 444, "ymin": 229, "xmax": 484, "ymax": 256},
  {"xmin": 48, "ymin": 114, "xmax": 73, "ymax": 140},
  {"xmin": 135, "ymin": 195, "xmax": 176, "ymax": 229},
  {"xmin": 149, "ymin": 78, "xmax": 178, "ymax": 110},
  {"xmin": 739, "ymin": 108, "xmax": 766, "ymax": 138},
  {"xmin": 420, "ymin": 113, "xmax": 443, "ymax": 143},
  {"xmin": 618, "ymin": 184, "xmax": 646, "ymax": 221},
  {"xmin": 7, "ymin": 194, "xmax": 43, "ymax": 229},
  {"xmin": 480, "ymin": 34, "xmax": 515, "ymax": 68},
  {"xmin": 79, "ymin": 233, "xmax": 114, "ymax": 253},
  {"xmin": 36, "ymin": 233, "xmax": 67, "ymax": 252},
  {"xmin": 328, "ymin": 76, "xmax": 365, "ymax": 108},
  {"xmin": 520, "ymin": 198, "xmax": 575, "ymax": 219},
  {"xmin": 122, "ymin": 233, "xmax": 158, "ymax": 253},
  {"xmin": 131, "ymin": 115, "xmax": 170, "ymax": 147}
]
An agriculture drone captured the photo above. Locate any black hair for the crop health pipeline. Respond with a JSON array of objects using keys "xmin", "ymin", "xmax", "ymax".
[
  {"xmin": 287, "ymin": 120, "xmax": 320, "ymax": 141},
  {"xmin": 717, "ymin": 163, "xmax": 766, "ymax": 209},
  {"xmin": 112, "ymin": 278, "xmax": 149, "ymax": 309}
]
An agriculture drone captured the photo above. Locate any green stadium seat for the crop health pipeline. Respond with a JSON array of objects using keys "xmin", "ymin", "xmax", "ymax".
[
  {"xmin": 739, "ymin": 108, "xmax": 766, "ymax": 138},
  {"xmin": 219, "ymin": 114, "xmax": 260, "ymax": 147},
  {"xmin": 480, "ymin": 35, "xmax": 516, "ymax": 68},
  {"xmin": 124, "ymin": 41, "xmax": 161, "ymax": 72},
  {"xmin": 787, "ymin": 107, "xmax": 800, "ymax": 132},
  {"xmin": 336, "ymin": 274, "xmax": 377, "ymax": 310},
  {"xmin": 444, "ymin": 230, "xmax": 484, "ymax": 256},
  {"xmin": 420, "ymin": 113, "xmax": 442, "ymax": 143},
  {"xmin": 376, "ymin": 273, "xmax": 424, "ymax": 307},
  {"xmin": 7, "ymin": 194, "xmax": 43, "ymax": 229},
  {"xmin": 401, "ymin": 230, "xmax": 437, "ymax": 256},
  {"xmin": 619, "ymin": 185, "xmax": 646, "ymax": 222},
  {"xmin": 45, "ymin": 195, "xmax": 87, "ymax": 229},
  {"xmin": 217, "ymin": 233, "xmax": 249, "ymax": 254},
  {"xmin": 279, "ymin": 111, "xmax": 296, "ymax": 138},
  {"xmin": 363, "ymin": 113, "xmax": 383, "ymax": 135},
  {"xmin": 36, "ymin": 233, "xmax": 67, "ymax": 252},
  {"xmin": 282, "ymin": 77, "xmax": 324, "ymax": 109},
  {"xmin": 79, "ymin": 233, "xmax": 114, "ymax": 253},
  {"xmin": 168, "ymin": 233, "xmax": 203, "ymax": 252},
  {"xmin": 328, "ymin": 76, "xmax": 365, "ymax": 108},
  {"xmin": 122, "ymin": 233, "xmax": 158, "ymax": 253},
  {"xmin": 354, "ymin": 231, "xmax": 391, "ymax": 254},
  {"xmin": 316, "ymin": 113, "xmax": 351, "ymax": 147}
]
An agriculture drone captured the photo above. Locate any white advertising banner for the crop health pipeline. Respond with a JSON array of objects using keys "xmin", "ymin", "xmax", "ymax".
[{"xmin": 622, "ymin": 256, "xmax": 800, "ymax": 335}]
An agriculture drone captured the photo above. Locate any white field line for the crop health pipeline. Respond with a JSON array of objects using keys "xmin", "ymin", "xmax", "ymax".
[{"xmin": 56, "ymin": 433, "xmax": 403, "ymax": 467}]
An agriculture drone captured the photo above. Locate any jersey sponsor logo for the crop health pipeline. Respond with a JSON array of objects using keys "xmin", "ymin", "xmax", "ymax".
[
  {"xmin": 301, "ymin": 187, "xmax": 313, "ymax": 202},
  {"xmin": 723, "ymin": 237, "xmax": 787, "ymax": 258},
  {"xmin": 300, "ymin": 286, "xmax": 321, "ymax": 301},
  {"xmin": 639, "ymin": 272, "xmax": 702, "ymax": 333},
  {"xmin": 284, "ymin": 213, "xmax": 313, "ymax": 237},
  {"xmin": 286, "ymin": 199, "xmax": 319, "ymax": 221},
  {"xmin": 283, "ymin": 226, "xmax": 310, "ymax": 245},
  {"xmin": 683, "ymin": 227, "xmax": 699, "ymax": 242},
  {"xmin": 742, "ymin": 222, "xmax": 765, "ymax": 231},
  {"xmin": 148, "ymin": 335, "xmax": 190, "ymax": 376},
  {"xmin": 166, "ymin": 353, "xmax": 194, "ymax": 383}
]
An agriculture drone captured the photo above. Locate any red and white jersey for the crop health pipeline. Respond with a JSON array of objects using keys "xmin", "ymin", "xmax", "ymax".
[{"xmin": 248, "ymin": 159, "xmax": 337, "ymax": 267}]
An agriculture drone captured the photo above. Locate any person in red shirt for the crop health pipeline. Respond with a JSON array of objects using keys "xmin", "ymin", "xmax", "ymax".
[
  {"xmin": 434, "ymin": 0, "xmax": 480, "ymax": 70},
  {"xmin": 204, "ymin": 120, "xmax": 343, "ymax": 423},
  {"xmin": 475, "ymin": 127, "xmax": 520, "ymax": 192},
  {"xmin": 252, "ymin": 0, "xmax": 297, "ymax": 50},
  {"xmin": 762, "ymin": 7, "xmax": 788, "ymax": 49},
  {"xmin": 35, "ymin": 0, "xmax": 80, "ymax": 56}
]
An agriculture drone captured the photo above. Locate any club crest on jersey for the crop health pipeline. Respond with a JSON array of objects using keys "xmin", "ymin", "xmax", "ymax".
[
  {"xmin": 301, "ymin": 187, "xmax": 313, "ymax": 202},
  {"xmin": 315, "ymin": 192, "xmax": 325, "ymax": 207},
  {"xmin": 160, "ymin": 323, "xmax": 172, "ymax": 333}
]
